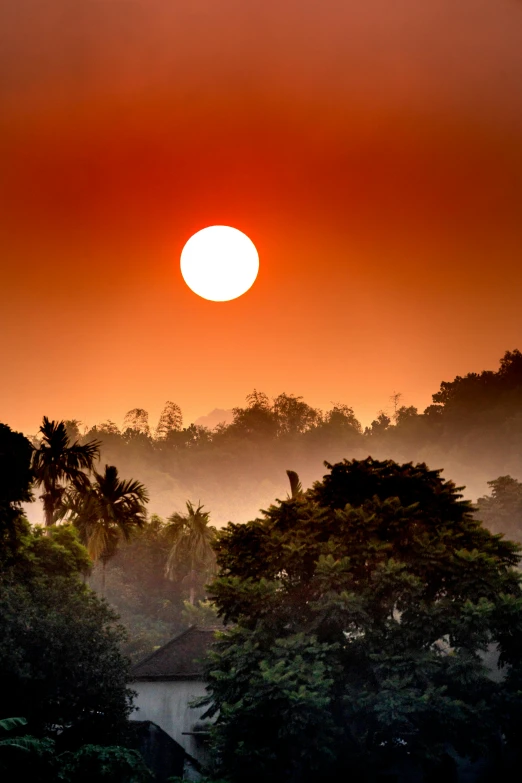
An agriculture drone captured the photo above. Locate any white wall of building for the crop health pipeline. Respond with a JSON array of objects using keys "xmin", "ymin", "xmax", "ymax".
[{"xmin": 132, "ymin": 679, "xmax": 210, "ymax": 761}]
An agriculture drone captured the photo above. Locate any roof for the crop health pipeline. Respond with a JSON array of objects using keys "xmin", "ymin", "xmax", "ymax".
[{"xmin": 131, "ymin": 626, "xmax": 217, "ymax": 681}]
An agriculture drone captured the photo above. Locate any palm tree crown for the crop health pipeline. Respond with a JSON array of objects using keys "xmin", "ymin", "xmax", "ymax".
[
  {"xmin": 164, "ymin": 501, "xmax": 216, "ymax": 603},
  {"xmin": 62, "ymin": 464, "xmax": 149, "ymax": 594},
  {"xmin": 64, "ymin": 464, "xmax": 148, "ymax": 557},
  {"xmin": 32, "ymin": 417, "xmax": 101, "ymax": 526}
]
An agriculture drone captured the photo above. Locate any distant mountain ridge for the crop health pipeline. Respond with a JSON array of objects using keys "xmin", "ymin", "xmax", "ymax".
[{"xmin": 194, "ymin": 408, "xmax": 234, "ymax": 430}]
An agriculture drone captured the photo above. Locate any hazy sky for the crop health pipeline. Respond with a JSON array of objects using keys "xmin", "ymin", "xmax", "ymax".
[{"xmin": 1, "ymin": 0, "xmax": 521, "ymax": 434}]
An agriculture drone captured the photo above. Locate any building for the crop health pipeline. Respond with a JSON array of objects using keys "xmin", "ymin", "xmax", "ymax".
[{"xmin": 131, "ymin": 626, "xmax": 215, "ymax": 768}]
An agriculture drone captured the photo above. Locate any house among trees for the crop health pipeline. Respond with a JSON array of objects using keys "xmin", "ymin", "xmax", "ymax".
[{"xmin": 131, "ymin": 626, "xmax": 215, "ymax": 774}]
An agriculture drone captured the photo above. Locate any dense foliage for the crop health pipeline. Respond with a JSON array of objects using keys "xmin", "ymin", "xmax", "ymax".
[
  {"xmin": 0, "ymin": 425, "xmax": 134, "ymax": 747},
  {"xmin": 0, "ymin": 423, "xmax": 34, "ymax": 557},
  {"xmin": 0, "ymin": 718, "xmax": 152, "ymax": 783},
  {"xmin": 88, "ymin": 510, "xmax": 219, "ymax": 661},
  {"xmin": 0, "ymin": 524, "xmax": 134, "ymax": 744},
  {"xmin": 203, "ymin": 458, "xmax": 522, "ymax": 783}
]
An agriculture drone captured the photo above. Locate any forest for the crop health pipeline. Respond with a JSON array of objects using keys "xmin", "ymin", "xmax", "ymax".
[
  {"xmin": 2, "ymin": 348, "xmax": 522, "ymax": 781},
  {"xmin": 16, "ymin": 348, "xmax": 522, "ymax": 661},
  {"xmin": 23, "ymin": 349, "xmax": 522, "ymax": 531}
]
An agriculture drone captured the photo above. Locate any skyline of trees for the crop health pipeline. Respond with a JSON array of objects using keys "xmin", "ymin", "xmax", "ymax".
[
  {"xmin": 24, "ymin": 348, "xmax": 522, "ymax": 440},
  {"xmin": 21, "ymin": 348, "xmax": 522, "ymax": 524}
]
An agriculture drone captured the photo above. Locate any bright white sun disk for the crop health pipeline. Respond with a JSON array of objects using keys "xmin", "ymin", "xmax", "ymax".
[{"xmin": 180, "ymin": 226, "xmax": 259, "ymax": 302}]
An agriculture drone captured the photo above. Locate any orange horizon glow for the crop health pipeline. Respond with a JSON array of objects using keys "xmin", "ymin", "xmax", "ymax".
[{"xmin": 1, "ymin": 0, "xmax": 521, "ymax": 436}]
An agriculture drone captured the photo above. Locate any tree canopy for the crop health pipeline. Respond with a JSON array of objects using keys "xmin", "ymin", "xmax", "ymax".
[
  {"xmin": 204, "ymin": 458, "xmax": 522, "ymax": 783},
  {"xmin": 0, "ymin": 424, "xmax": 134, "ymax": 746},
  {"xmin": 66, "ymin": 349, "xmax": 522, "ymax": 531},
  {"xmin": 477, "ymin": 475, "xmax": 522, "ymax": 543},
  {"xmin": 0, "ymin": 525, "xmax": 134, "ymax": 743},
  {"xmin": 165, "ymin": 501, "xmax": 216, "ymax": 604},
  {"xmin": 60, "ymin": 464, "xmax": 149, "ymax": 594},
  {"xmin": 0, "ymin": 423, "xmax": 34, "ymax": 556}
]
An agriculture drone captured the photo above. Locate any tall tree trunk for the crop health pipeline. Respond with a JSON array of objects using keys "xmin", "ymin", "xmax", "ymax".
[
  {"xmin": 43, "ymin": 483, "xmax": 58, "ymax": 528},
  {"xmin": 101, "ymin": 561, "xmax": 106, "ymax": 598},
  {"xmin": 189, "ymin": 556, "xmax": 195, "ymax": 605},
  {"xmin": 43, "ymin": 491, "xmax": 54, "ymax": 528}
]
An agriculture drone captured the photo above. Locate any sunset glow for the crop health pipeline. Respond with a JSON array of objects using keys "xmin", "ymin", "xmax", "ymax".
[
  {"xmin": 3, "ymin": 4, "xmax": 522, "ymax": 778},
  {"xmin": 0, "ymin": 0, "xmax": 521, "ymax": 434}
]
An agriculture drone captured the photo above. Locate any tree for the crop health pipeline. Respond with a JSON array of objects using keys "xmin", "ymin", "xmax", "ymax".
[
  {"xmin": 0, "ymin": 423, "xmax": 34, "ymax": 557},
  {"xmin": 204, "ymin": 458, "xmax": 522, "ymax": 783},
  {"xmin": 165, "ymin": 501, "xmax": 216, "ymax": 604},
  {"xmin": 97, "ymin": 420, "xmax": 121, "ymax": 435},
  {"xmin": 89, "ymin": 513, "xmax": 186, "ymax": 662},
  {"xmin": 32, "ymin": 417, "xmax": 100, "ymax": 526},
  {"xmin": 322, "ymin": 402, "xmax": 361, "ymax": 432},
  {"xmin": 181, "ymin": 599, "xmax": 221, "ymax": 628},
  {"xmin": 390, "ymin": 390, "xmax": 403, "ymax": 419},
  {"xmin": 155, "ymin": 401, "xmax": 183, "ymax": 439},
  {"xmin": 64, "ymin": 419, "xmax": 83, "ymax": 442},
  {"xmin": 123, "ymin": 409, "xmax": 150, "ymax": 436},
  {"xmin": 305, "ymin": 403, "xmax": 363, "ymax": 452},
  {"xmin": 230, "ymin": 390, "xmax": 278, "ymax": 439},
  {"xmin": 272, "ymin": 392, "xmax": 320, "ymax": 436},
  {"xmin": 477, "ymin": 475, "xmax": 522, "ymax": 543},
  {"xmin": 0, "ymin": 524, "xmax": 134, "ymax": 744},
  {"xmin": 61, "ymin": 465, "xmax": 148, "ymax": 595},
  {"xmin": 395, "ymin": 405, "xmax": 419, "ymax": 426},
  {"xmin": 430, "ymin": 349, "xmax": 522, "ymax": 424},
  {"xmin": 366, "ymin": 411, "xmax": 391, "ymax": 436}
]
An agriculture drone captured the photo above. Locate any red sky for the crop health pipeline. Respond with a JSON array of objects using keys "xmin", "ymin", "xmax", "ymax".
[{"xmin": 1, "ymin": 0, "xmax": 521, "ymax": 435}]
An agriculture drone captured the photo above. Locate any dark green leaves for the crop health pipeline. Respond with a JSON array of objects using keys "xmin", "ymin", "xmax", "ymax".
[{"xmin": 204, "ymin": 458, "xmax": 522, "ymax": 782}]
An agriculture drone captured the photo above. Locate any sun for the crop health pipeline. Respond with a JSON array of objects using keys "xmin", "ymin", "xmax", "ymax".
[{"xmin": 180, "ymin": 226, "xmax": 259, "ymax": 302}]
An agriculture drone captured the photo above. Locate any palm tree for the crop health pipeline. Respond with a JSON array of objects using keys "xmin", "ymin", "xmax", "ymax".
[
  {"xmin": 62, "ymin": 464, "xmax": 148, "ymax": 595},
  {"xmin": 164, "ymin": 501, "xmax": 216, "ymax": 605},
  {"xmin": 286, "ymin": 469, "xmax": 303, "ymax": 499},
  {"xmin": 32, "ymin": 417, "xmax": 101, "ymax": 526}
]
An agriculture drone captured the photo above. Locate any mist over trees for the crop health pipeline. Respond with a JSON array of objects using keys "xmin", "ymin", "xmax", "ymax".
[
  {"xmin": 9, "ymin": 349, "xmax": 522, "ymax": 663},
  {"xmin": 36, "ymin": 349, "xmax": 522, "ymax": 532},
  {"xmin": 21, "ymin": 349, "xmax": 521, "ymax": 663}
]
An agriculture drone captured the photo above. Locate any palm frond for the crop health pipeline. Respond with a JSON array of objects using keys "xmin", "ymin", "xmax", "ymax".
[
  {"xmin": 32, "ymin": 418, "xmax": 101, "ymax": 524},
  {"xmin": 286, "ymin": 469, "xmax": 303, "ymax": 499},
  {"xmin": 62, "ymin": 464, "xmax": 149, "ymax": 564},
  {"xmin": 0, "ymin": 717, "xmax": 27, "ymax": 733}
]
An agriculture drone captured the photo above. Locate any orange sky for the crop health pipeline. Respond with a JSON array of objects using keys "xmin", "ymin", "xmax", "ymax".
[{"xmin": 1, "ymin": 0, "xmax": 522, "ymax": 435}]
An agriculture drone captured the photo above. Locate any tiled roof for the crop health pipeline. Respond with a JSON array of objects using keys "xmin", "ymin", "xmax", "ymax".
[{"xmin": 131, "ymin": 626, "xmax": 216, "ymax": 681}]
